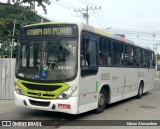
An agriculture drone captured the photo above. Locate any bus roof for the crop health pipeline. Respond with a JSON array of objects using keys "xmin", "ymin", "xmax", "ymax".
[
  {"xmin": 78, "ymin": 23, "xmax": 154, "ymax": 51},
  {"xmin": 24, "ymin": 22, "xmax": 154, "ymax": 51}
]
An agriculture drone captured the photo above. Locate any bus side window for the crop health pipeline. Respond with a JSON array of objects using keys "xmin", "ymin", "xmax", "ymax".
[
  {"xmin": 148, "ymin": 51, "xmax": 154, "ymax": 68},
  {"xmin": 152, "ymin": 53, "xmax": 155, "ymax": 67},
  {"xmin": 81, "ymin": 35, "xmax": 98, "ymax": 76},
  {"xmin": 81, "ymin": 37, "xmax": 88, "ymax": 67},
  {"xmin": 87, "ymin": 40, "xmax": 97, "ymax": 66},
  {"xmin": 135, "ymin": 48, "xmax": 141, "ymax": 67},
  {"xmin": 141, "ymin": 49, "xmax": 147, "ymax": 67},
  {"xmin": 125, "ymin": 45, "xmax": 134, "ymax": 66},
  {"xmin": 99, "ymin": 52, "xmax": 103, "ymax": 65},
  {"xmin": 112, "ymin": 41, "xmax": 119, "ymax": 65},
  {"xmin": 81, "ymin": 37, "xmax": 97, "ymax": 67},
  {"xmin": 112, "ymin": 41, "xmax": 124, "ymax": 66},
  {"xmin": 99, "ymin": 38, "xmax": 111, "ymax": 66}
]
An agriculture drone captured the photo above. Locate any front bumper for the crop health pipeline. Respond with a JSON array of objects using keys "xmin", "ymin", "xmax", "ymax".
[{"xmin": 14, "ymin": 91, "xmax": 79, "ymax": 114}]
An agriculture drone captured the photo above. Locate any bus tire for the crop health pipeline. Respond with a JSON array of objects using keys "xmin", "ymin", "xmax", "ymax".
[
  {"xmin": 137, "ymin": 83, "xmax": 143, "ymax": 99},
  {"xmin": 95, "ymin": 89, "xmax": 107, "ymax": 114}
]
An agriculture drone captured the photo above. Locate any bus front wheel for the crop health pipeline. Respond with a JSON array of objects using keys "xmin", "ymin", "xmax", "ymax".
[{"xmin": 95, "ymin": 89, "xmax": 107, "ymax": 114}]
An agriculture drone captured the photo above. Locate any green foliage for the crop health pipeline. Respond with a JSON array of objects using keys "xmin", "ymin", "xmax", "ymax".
[
  {"xmin": 0, "ymin": 3, "xmax": 41, "ymax": 39},
  {"xmin": 12, "ymin": 0, "xmax": 51, "ymax": 14},
  {"xmin": 22, "ymin": 0, "xmax": 51, "ymax": 5},
  {"xmin": 0, "ymin": 3, "xmax": 42, "ymax": 57},
  {"xmin": 157, "ymin": 54, "xmax": 160, "ymax": 61}
]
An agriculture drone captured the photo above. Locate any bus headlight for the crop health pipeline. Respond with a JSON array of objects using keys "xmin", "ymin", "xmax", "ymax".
[
  {"xmin": 15, "ymin": 82, "xmax": 24, "ymax": 95},
  {"xmin": 58, "ymin": 86, "xmax": 77, "ymax": 99}
]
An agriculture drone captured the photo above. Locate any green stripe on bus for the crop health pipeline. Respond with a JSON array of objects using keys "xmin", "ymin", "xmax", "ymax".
[{"xmin": 96, "ymin": 81, "xmax": 99, "ymax": 92}]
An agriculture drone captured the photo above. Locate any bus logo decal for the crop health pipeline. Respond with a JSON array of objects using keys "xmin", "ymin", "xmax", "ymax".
[
  {"xmin": 101, "ymin": 73, "xmax": 110, "ymax": 80},
  {"xmin": 37, "ymin": 92, "xmax": 41, "ymax": 97}
]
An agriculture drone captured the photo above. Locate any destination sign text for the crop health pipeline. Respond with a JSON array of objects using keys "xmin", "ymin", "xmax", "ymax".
[{"xmin": 27, "ymin": 27, "xmax": 72, "ymax": 36}]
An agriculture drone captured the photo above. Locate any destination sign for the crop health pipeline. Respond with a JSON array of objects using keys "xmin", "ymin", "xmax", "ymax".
[{"xmin": 27, "ymin": 27, "xmax": 73, "ymax": 36}]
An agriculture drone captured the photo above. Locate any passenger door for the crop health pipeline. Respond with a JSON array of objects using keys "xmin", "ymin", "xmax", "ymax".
[{"xmin": 79, "ymin": 32, "xmax": 99, "ymax": 112}]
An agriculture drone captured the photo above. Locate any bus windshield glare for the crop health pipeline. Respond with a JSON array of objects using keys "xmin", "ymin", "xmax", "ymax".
[{"xmin": 16, "ymin": 37, "xmax": 78, "ymax": 82}]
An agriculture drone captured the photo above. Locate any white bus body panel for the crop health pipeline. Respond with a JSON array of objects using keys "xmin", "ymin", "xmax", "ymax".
[{"xmin": 78, "ymin": 67, "xmax": 155, "ymax": 113}]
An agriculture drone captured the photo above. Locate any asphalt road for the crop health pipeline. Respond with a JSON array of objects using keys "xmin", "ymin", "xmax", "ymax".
[{"xmin": 0, "ymin": 81, "xmax": 160, "ymax": 129}]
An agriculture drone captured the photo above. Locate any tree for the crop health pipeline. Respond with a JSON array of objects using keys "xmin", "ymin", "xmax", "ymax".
[
  {"xmin": 0, "ymin": 3, "xmax": 42, "ymax": 57},
  {"xmin": 0, "ymin": 3, "xmax": 41, "ymax": 39},
  {"xmin": 11, "ymin": 0, "xmax": 51, "ymax": 14},
  {"xmin": 157, "ymin": 54, "xmax": 160, "ymax": 61}
]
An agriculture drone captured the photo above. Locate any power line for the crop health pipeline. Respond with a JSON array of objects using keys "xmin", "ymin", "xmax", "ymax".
[
  {"xmin": 76, "ymin": 0, "xmax": 106, "ymax": 28},
  {"xmin": 109, "ymin": 29, "xmax": 160, "ymax": 35},
  {"xmin": 42, "ymin": 0, "xmax": 107, "ymax": 28},
  {"xmin": 58, "ymin": 0, "xmax": 82, "ymax": 9},
  {"xmin": 77, "ymin": 0, "xmax": 97, "ymax": 6},
  {"xmin": 92, "ymin": 10, "xmax": 103, "ymax": 28},
  {"xmin": 53, "ymin": 1, "xmax": 74, "ymax": 9},
  {"xmin": 95, "ymin": 10, "xmax": 104, "ymax": 28},
  {"xmin": 75, "ymin": 12, "xmax": 86, "ymax": 23},
  {"xmin": 111, "ymin": 32, "xmax": 160, "ymax": 36},
  {"xmin": 109, "ymin": 30, "xmax": 160, "ymax": 40},
  {"xmin": 89, "ymin": 19, "xmax": 94, "ymax": 26},
  {"xmin": 100, "ymin": 8, "xmax": 107, "ymax": 29},
  {"xmin": 126, "ymin": 37, "xmax": 155, "ymax": 42},
  {"xmin": 111, "ymin": 32, "xmax": 160, "ymax": 37},
  {"xmin": 53, "ymin": 0, "xmax": 88, "ymax": 23},
  {"xmin": 53, "ymin": 0, "xmax": 83, "ymax": 9}
]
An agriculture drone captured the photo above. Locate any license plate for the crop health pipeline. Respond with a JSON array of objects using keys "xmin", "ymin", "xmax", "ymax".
[{"xmin": 58, "ymin": 104, "xmax": 71, "ymax": 109}]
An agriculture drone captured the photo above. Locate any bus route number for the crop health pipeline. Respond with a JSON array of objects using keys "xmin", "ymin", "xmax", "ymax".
[{"xmin": 101, "ymin": 73, "xmax": 110, "ymax": 80}]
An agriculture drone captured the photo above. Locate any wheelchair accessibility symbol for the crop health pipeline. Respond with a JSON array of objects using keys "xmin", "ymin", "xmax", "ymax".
[
  {"xmin": 41, "ymin": 70, "xmax": 48, "ymax": 77},
  {"xmin": 34, "ymin": 74, "xmax": 40, "ymax": 79}
]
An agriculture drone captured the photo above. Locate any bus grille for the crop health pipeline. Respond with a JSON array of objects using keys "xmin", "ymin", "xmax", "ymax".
[
  {"xmin": 29, "ymin": 99, "xmax": 50, "ymax": 107},
  {"xmin": 27, "ymin": 92, "xmax": 55, "ymax": 97},
  {"xmin": 22, "ymin": 83, "xmax": 62, "ymax": 91}
]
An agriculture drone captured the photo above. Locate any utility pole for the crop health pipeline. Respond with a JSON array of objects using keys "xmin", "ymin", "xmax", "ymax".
[
  {"xmin": 11, "ymin": 20, "xmax": 16, "ymax": 59},
  {"xmin": 152, "ymin": 34, "xmax": 157, "ymax": 69},
  {"xmin": 7, "ymin": 0, "xmax": 11, "ymax": 4},
  {"xmin": 74, "ymin": 6, "xmax": 101, "ymax": 25}
]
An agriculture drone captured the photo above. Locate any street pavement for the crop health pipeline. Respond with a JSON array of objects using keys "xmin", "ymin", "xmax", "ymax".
[{"xmin": 153, "ymin": 79, "xmax": 160, "ymax": 91}]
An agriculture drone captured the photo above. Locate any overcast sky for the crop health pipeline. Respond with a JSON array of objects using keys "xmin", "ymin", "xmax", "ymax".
[
  {"xmin": 2, "ymin": 0, "xmax": 160, "ymax": 52},
  {"xmin": 35, "ymin": 0, "xmax": 160, "ymax": 31}
]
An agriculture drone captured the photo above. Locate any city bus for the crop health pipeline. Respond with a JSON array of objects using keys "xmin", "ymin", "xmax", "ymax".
[{"xmin": 14, "ymin": 22, "xmax": 155, "ymax": 114}]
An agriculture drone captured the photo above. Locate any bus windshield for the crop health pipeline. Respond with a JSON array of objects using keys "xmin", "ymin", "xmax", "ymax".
[{"xmin": 16, "ymin": 38, "xmax": 78, "ymax": 82}]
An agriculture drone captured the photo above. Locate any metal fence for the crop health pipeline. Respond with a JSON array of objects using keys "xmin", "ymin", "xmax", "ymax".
[{"xmin": 0, "ymin": 58, "xmax": 16, "ymax": 100}]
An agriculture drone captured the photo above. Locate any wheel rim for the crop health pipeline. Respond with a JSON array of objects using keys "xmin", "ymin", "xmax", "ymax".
[{"xmin": 98, "ymin": 93, "xmax": 105, "ymax": 107}]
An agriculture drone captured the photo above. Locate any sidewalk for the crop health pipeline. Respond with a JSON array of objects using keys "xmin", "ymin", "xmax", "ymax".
[
  {"xmin": 153, "ymin": 79, "xmax": 160, "ymax": 91},
  {"xmin": 0, "ymin": 100, "xmax": 16, "ymax": 114},
  {"xmin": 0, "ymin": 100, "xmax": 14, "ymax": 106}
]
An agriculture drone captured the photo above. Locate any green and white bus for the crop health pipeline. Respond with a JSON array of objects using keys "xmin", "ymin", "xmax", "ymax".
[{"xmin": 14, "ymin": 22, "xmax": 155, "ymax": 114}]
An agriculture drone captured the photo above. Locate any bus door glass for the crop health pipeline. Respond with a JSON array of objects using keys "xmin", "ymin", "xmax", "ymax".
[{"xmin": 81, "ymin": 35, "xmax": 98, "ymax": 76}]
